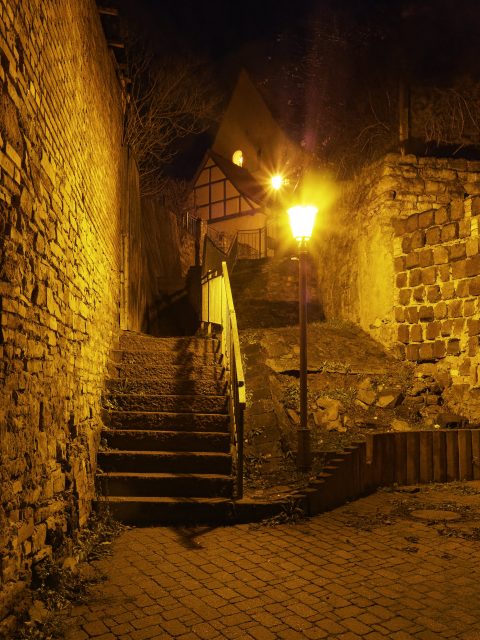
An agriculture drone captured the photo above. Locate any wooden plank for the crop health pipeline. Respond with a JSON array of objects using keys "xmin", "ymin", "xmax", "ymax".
[
  {"xmin": 406, "ymin": 432, "xmax": 420, "ymax": 485},
  {"xmin": 419, "ymin": 431, "xmax": 433, "ymax": 483},
  {"xmin": 472, "ymin": 430, "xmax": 480, "ymax": 480},
  {"xmin": 446, "ymin": 431, "xmax": 459, "ymax": 481},
  {"xmin": 432, "ymin": 431, "xmax": 447, "ymax": 483},
  {"xmin": 394, "ymin": 432, "xmax": 407, "ymax": 485},
  {"xmin": 383, "ymin": 433, "xmax": 395, "ymax": 486},
  {"xmin": 458, "ymin": 430, "xmax": 473, "ymax": 480}
]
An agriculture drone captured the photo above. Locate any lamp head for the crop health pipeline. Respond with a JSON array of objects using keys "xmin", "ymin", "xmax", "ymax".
[{"xmin": 287, "ymin": 205, "xmax": 318, "ymax": 242}]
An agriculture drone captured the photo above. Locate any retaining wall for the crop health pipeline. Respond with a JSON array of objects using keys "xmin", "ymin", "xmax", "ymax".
[
  {"xmin": 299, "ymin": 429, "xmax": 480, "ymax": 516},
  {"xmin": 0, "ymin": 0, "xmax": 124, "ymax": 628}
]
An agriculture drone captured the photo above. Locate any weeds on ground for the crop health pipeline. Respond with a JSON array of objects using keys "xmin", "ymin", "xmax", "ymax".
[
  {"xmin": 13, "ymin": 510, "xmax": 125, "ymax": 640},
  {"xmin": 250, "ymin": 497, "xmax": 307, "ymax": 529}
]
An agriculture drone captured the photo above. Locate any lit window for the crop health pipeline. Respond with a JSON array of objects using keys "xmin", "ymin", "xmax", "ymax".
[{"xmin": 232, "ymin": 150, "xmax": 244, "ymax": 167}]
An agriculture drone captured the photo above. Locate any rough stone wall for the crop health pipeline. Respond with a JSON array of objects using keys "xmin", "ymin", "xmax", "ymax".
[
  {"xmin": 0, "ymin": 0, "xmax": 123, "ymax": 623},
  {"xmin": 393, "ymin": 196, "xmax": 480, "ymax": 418},
  {"xmin": 318, "ymin": 154, "xmax": 480, "ymax": 346},
  {"xmin": 142, "ymin": 198, "xmax": 197, "ymax": 295}
]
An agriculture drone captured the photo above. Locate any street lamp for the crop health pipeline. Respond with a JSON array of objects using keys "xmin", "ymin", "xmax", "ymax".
[{"xmin": 287, "ymin": 205, "xmax": 318, "ymax": 472}]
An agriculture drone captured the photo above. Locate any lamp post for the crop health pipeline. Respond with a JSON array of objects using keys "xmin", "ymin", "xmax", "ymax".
[{"xmin": 287, "ymin": 205, "xmax": 318, "ymax": 472}]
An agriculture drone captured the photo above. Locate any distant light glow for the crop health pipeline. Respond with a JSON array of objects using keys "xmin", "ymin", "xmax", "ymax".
[
  {"xmin": 270, "ymin": 174, "xmax": 284, "ymax": 190},
  {"xmin": 232, "ymin": 150, "xmax": 244, "ymax": 167},
  {"xmin": 287, "ymin": 205, "xmax": 318, "ymax": 241}
]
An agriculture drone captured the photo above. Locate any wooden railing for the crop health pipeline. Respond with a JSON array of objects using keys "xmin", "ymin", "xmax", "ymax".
[{"xmin": 201, "ymin": 261, "xmax": 246, "ymax": 499}]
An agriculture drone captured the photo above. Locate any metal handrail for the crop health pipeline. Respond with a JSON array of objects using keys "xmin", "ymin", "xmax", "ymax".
[{"xmin": 201, "ymin": 261, "xmax": 245, "ymax": 499}]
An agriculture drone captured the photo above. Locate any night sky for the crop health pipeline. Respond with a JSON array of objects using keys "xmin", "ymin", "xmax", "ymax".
[{"xmin": 114, "ymin": 0, "xmax": 480, "ymax": 178}]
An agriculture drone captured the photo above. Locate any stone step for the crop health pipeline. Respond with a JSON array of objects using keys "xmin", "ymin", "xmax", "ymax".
[
  {"xmin": 96, "ymin": 496, "xmax": 236, "ymax": 525},
  {"xmin": 105, "ymin": 377, "xmax": 227, "ymax": 396},
  {"xmin": 101, "ymin": 429, "xmax": 231, "ymax": 452},
  {"xmin": 102, "ymin": 410, "xmax": 230, "ymax": 432},
  {"xmin": 95, "ymin": 495, "xmax": 298, "ymax": 526},
  {"xmin": 103, "ymin": 393, "xmax": 228, "ymax": 414},
  {"xmin": 110, "ymin": 350, "xmax": 222, "ymax": 367},
  {"xmin": 107, "ymin": 362, "xmax": 225, "ymax": 381},
  {"xmin": 118, "ymin": 334, "xmax": 221, "ymax": 353},
  {"xmin": 97, "ymin": 451, "xmax": 232, "ymax": 475},
  {"xmin": 98, "ymin": 472, "xmax": 233, "ymax": 498}
]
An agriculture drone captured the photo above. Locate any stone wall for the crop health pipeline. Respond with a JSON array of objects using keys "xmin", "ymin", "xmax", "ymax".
[
  {"xmin": 142, "ymin": 198, "xmax": 198, "ymax": 295},
  {"xmin": 318, "ymin": 154, "xmax": 480, "ymax": 347},
  {"xmin": 0, "ymin": 0, "xmax": 124, "ymax": 626},
  {"xmin": 393, "ymin": 196, "xmax": 480, "ymax": 418}
]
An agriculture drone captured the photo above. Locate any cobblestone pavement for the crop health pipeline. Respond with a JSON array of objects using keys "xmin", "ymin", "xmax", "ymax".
[{"xmin": 64, "ymin": 483, "xmax": 480, "ymax": 640}]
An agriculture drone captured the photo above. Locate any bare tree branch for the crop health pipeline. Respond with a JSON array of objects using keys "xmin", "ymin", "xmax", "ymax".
[{"xmin": 123, "ymin": 35, "xmax": 221, "ymax": 196}]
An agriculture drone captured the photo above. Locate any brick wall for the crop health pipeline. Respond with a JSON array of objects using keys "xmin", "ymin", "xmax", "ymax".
[
  {"xmin": 393, "ymin": 196, "xmax": 480, "ymax": 417},
  {"xmin": 0, "ymin": 0, "xmax": 124, "ymax": 624},
  {"xmin": 317, "ymin": 154, "xmax": 480, "ymax": 346}
]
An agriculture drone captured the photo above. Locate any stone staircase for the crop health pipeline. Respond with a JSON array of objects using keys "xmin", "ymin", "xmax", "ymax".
[{"xmin": 96, "ymin": 331, "xmax": 236, "ymax": 524}]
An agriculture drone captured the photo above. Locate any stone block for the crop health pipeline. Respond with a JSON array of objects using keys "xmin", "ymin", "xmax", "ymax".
[
  {"xmin": 410, "ymin": 324, "xmax": 423, "ymax": 342},
  {"xmin": 405, "ymin": 306, "xmax": 419, "ymax": 323},
  {"xmin": 438, "ymin": 264, "xmax": 451, "ymax": 282},
  {"xmin": 466, "ymin": 238, "xmax": 479, "ymax": 257},
  {"xmin": 441, "ymin": 222, "xmax": 458, "ymax": 242},
  {"xmin": 466, "ymin": 254, "xmax": 480, "ymax": 277},
  {"xmin": 396, "ymin": 272, "xmax": 408, "ymax": 288},
  {"xmin": 427, "ymin": 285, "xmax": 441, "ymax": 303},
  {"xmin": 402, "ymin": 236, "xmax": 412, "ymax": 253},
  {"xmin": 441, "ymin": 281, "xmax": 455, "ymax": 299},
  {"xmin": 468, "ymin": 336, "xmax": 479, "ymax": 356},
  {"xmin": 464, "ymin": 299, "xmax": 476, "ymax": 316},
  {"xmin": 413, "ymin": 286, "xmax": 425, "ymax": 302},
  {"xmin": 399, "ymin": 288, "xmax": 411, "ymax": 305},
  {"xmin": 447, "ymin": 339, "xmax": 461, "ymax": 355},
  {"xmin": 418, "ymin": 209, "xmax": 435, "ymax": 228},
  {"xmin": 395, "ymin": 306, "xmax": 405, "ymax": 322},
  {"xmin": 406, "ymin": 344, "xmax": 420, "ymax": 361},
  {"xmin": 471, "ymin": 196, "xmax": 480, "ymax": 216},
  {"xmin": 418, "ymin": 248, "xmax": 434, "ymax": 267},
  {"xmin": 469, "ymin": 276, "xmax": 480, "ymax": 296},
  {"xmin": 418, "ymin": 305, "xmax": 434, "ymax": 321},
  {"xmin": 409, "ymin": 269, "xmax": 422, "ymax": 287},
  {"xmin": 426, "ymin": 321, "xmax": 441, "ymax": 340},
  {"xmin": 434, "ymin": 340, "xmax": 446, "ymax": 359},
  {"xmin": 441, "ymin": 320, "xmax": 453, "ymax": 336},
  {"xmin": 455, "ymin": 279, "xmax": 469, "ymax": 297},
  {"xmin": 392, "ymin": 217, "xmax": 407, "ymax": 236},
  {"xmin": 418, "ymin": 342, "xmax": 435, "ymax": 361},
  {"xmin": 426, "ymin": 226, "xmax": 442, "ymax": 245},
  {"xmin": 459, "ymin": 219, "xmax": 471, "ymax": 238},
  {"xmin": 448, "ymin": 299, "xmax": 463, "ymax": 318},
  {"xmin": 397, "ymin": 324, "xmax": 409, "ymax": 343},
  {"xmin": 453, "ymin": 318, "xmax": 465, "ymax": 336},
  {"xmin": 421, "ymin": 266, "xmax": 436, "ymax": 285},
  {"xmin": 434, "ymin": 206, "xmax": 449, "ymax": 225},
  {"xmin": 433, "ymin": 246, "xmax": 449, "ymax": 264},
  {"xmin": 468, "ymin": 319, "xmax": 480, "ymax": 336},
  {"xmin": 449, "ymin": 200, "xmax": 464, "ymax": 221},
  {"xmin": 411, "ymin": 230, "xmax": 425, "ymax": 249},
  {"xmin": 405, "ymin": 212, "xmax": 419, "ymax": 232},
  {"xmin": 394, "ymin": 256, "xmax": 406, "ymax": 272},
  {"xmin": 405, "ymin": 251, "xmax": 420, "ymax": 269},
  {"xmin": 449, "ymin": 243, "xmax": 466, "ymax": 261}
]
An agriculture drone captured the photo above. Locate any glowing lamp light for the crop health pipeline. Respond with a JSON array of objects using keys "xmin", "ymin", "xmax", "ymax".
[
  {"xmin": 287, "ymin": 205, "xmax": 318, "ymax": 241},
  {"xmin": 270, "ymin": 174, "xmax": 284, "ymax": 190}
]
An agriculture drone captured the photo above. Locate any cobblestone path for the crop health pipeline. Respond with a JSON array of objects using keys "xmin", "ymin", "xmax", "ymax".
[{"xmin": 65, "ymin": 483, "xmax": 480, "ymax": 640}]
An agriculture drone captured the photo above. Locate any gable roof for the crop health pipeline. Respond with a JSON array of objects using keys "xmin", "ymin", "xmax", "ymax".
[
  {"xmin": 209, "ymin": 151, "xmax": 266, "ymax": 205},
  {"xmin": 190, "ymin": 149, "xmax": 268, "ymax": 208}
]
